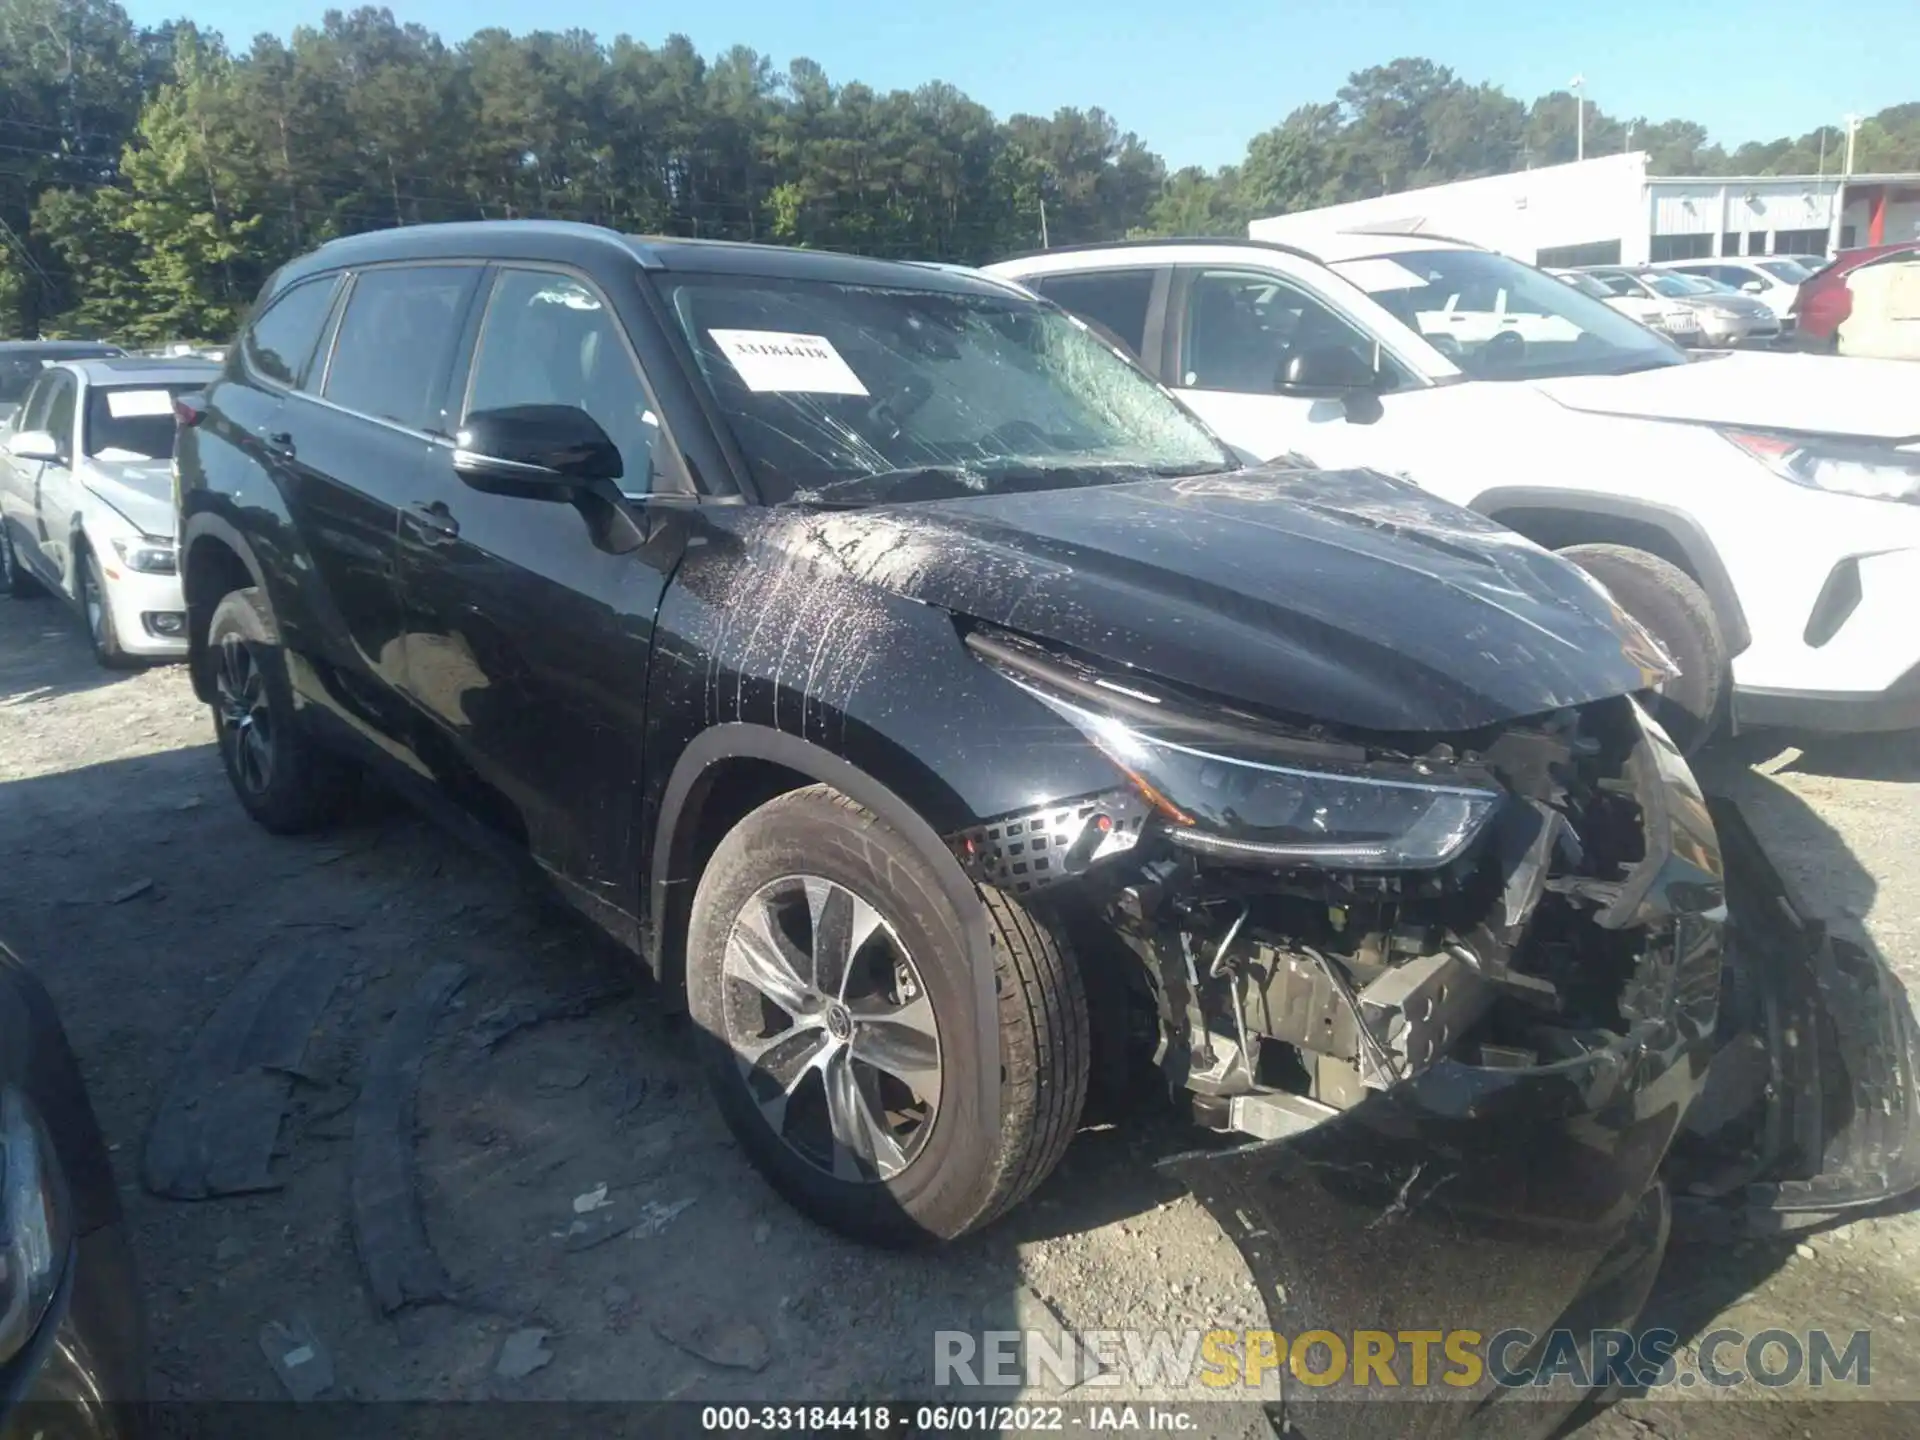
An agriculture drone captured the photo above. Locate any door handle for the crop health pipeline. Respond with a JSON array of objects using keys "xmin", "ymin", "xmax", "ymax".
[
  {"xmin": 264, "ymin": 430, "xmax": 295, "ymax": 457},
  {"xmin": 404, "ymin": 500, "xmax": 460, "ymax": 543}
]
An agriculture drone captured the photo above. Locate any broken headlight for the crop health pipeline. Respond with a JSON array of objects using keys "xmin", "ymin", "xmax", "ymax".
[{"xmin": 1018, "ymin": 683, "xmax": 1502, "ymax": 870}]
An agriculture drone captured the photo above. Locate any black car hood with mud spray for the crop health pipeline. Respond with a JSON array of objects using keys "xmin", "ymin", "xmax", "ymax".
[{"xmin": 791, "ymin": 463, "xmax": 1668, "ymax": 734}]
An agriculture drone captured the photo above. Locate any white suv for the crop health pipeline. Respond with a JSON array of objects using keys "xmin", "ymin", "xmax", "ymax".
[{"xmin": 987, "ymin": 236, "xmax": 1920, "ymax": 744}]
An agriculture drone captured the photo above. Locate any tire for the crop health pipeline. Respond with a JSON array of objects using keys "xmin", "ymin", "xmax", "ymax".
[
  {"xmin": 686, "ymin": 783, "xmax": 1089, "ymax": 1245},
  {"xmin": 205, "ymin": 586, "xmax": 352, "ymax": 833},
  {"xmin": 78, "ymin": 548, "xmax": 138, "ymax": 669},
  {"xmin": 0, "ymin": 523, "xmax": 44, "ymax": 599},
  {"xmin": 1559, "ymin": 543, "xmax": 1727, "ymax": 754}
]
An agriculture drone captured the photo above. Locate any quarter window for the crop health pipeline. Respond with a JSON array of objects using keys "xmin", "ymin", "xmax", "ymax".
[
  {"xmin": 324, "ymin": 266, "xmax": 474, "ymax": 433},
  {"xmin": 243, "ymin": 277, "xmax": 339, "ymax": 389},
  {"xmin": 464, "ymin": 269, "xmax": 664, "ymax": 495}
]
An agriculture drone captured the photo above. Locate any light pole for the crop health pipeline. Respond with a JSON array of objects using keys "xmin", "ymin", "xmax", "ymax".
[
  {"xmin": 1623, "ymin": 119, "xmax": 1636, "ymax": 154},
  {"xmin": 1571, "ymin": 75, "xmax": 1586, "ymax": 162},
  {"xmin": 1843, "ymin": 113, "xmax": 1861, "ymax": 176}
]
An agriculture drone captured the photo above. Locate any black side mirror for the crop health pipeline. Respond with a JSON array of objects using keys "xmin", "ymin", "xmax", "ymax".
[
  {"xmin": 453, "ymin": 405, "xmax": 623, "ymax": 498},
  {"xmin": 1276, "ymin": 344, "xmax": 1380, "ymax": 400}
]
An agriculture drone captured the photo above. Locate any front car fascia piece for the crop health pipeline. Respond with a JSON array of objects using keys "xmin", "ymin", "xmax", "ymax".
[{"xmin": 1141, "ymin": 709, "xmax": 1726, "ymax": 1440}]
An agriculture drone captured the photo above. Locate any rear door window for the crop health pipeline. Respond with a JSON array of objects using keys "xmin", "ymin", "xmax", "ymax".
[
  {"xmin": 242, "ymin": 277, "xmax": 340, "ymax": 388},
  {"xmin": 1026, "ymin": 270, "xmax": 1157, "ymax": 359},
  {"xmin": 323, "ymin": 266, "xmax": 477, "ymax": 433}
]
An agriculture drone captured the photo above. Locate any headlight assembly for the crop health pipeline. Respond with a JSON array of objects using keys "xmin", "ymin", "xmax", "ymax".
[
  {"xmin": 0, "ymin": 1087, "xmax": 71, "ymax": 1366},
  {"xmin": 1725, "ymin": 429, "xmax": 1920, "ymax": 503},
  {"xmin": 110, "ymin": 536, "xmax": 177, "ymax": 575},
  {"xmin": 1008, "ymin": 679, "xmax": 1503, "ymax": 871}
]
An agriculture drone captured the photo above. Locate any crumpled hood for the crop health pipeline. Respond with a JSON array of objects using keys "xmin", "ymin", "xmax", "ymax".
[
  {"xmin": 781, "ymin": 465, "xmax": 1664, "ymax": 735},
  {"xmin": 1534, "ymin": 351, "xmax": 1920, "ymax": 441},
  {"xmin": 84, "ymin": 460, "xmax": 175, "ymax": 539}
]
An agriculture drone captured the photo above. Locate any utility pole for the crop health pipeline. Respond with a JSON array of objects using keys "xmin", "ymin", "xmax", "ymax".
[
  {"xmin": 1038, "ymin": 196, "xmax": 1049, "ymax": 250},
  {"xmin": 1843, "ymin": 113, "xmax": 1861, "ymax": 175},
  {"xmin": 1623, "ymin": 119, "xmax": 1636, "ymax": 154},
  {"xmin": 1571, "ymin": 75, "xmax": 1586, "ymax": 162}
]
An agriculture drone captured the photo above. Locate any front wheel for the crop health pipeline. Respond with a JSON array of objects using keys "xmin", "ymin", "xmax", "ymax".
[
  {"xmin": 79, "ymin": 549, "xmax": 137, "ymax": 668},
  {"xmin": 686, "ymin": 784, "xmax": 1089, "ymax": 1245},
  {"xmin": 205, "ymin": 586, "xmax": 352, "ymax": 833},
  {"xmin": 1559, "ymin": 543, "xmax": 1727, "ymax": 753}
]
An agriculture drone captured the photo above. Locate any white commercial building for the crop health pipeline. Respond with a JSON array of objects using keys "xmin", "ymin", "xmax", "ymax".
[{"xmin": 1249, "ymin": 152, "xmax": 1920, "ymax": 268}]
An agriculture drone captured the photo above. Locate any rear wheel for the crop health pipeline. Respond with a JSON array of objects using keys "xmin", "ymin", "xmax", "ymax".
[
  {"xmin": 79, "ymin": 548, "xmax": 137, "ymax": 668},
  {"xmin": 0, "ymin": 525, "xmax": 43, "ymax": 599},
  {"xmin": 206, "ymin": 586, "xmax": 352, "ymax": 833},
  {"xmin": 1559, "ymin": 542, "xmax": 1726, "ymax": 753},
  {"xmin": 686, "ymin": 784, "xmax": 1088, "ymax": 1245}
]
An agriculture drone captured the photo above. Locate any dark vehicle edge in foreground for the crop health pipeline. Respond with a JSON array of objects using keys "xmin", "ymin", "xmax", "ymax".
[
  {"xmin": 171, "ymin": 222, "xmax": 1920, "ymax": 1437},
  {"xmin": 0, "ymin": 938, "xmax": 145, "ymax": 1438}
]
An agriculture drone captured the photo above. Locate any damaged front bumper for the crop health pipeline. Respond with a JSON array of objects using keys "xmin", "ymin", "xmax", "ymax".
[
  {"xmin": 955, "ymin": 676, "xmax": 1920, "ymax": 1436},
  {"xmin": 1156, "ymin": 705, "xmax": 1726, "ymax": 1437}
]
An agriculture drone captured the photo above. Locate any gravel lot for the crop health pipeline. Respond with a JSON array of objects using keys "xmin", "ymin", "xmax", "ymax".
[{"xmin": 1, "ymin": 593, "xmax": 1917, "ymax": 1436}]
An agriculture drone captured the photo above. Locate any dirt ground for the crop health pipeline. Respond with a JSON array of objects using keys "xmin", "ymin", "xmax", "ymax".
[{"xmin": 2, "ymin": 593, "xmax": 1918, "ymax": 1437}]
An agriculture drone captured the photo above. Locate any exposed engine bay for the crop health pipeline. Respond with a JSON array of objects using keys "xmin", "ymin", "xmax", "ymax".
[{"xmin": 952, "ymin": 624, "xmax": 1723, "ymax": 1145}]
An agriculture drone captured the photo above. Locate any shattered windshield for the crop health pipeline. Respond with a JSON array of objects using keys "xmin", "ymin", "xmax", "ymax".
[
  {"xmin": 661, "ymin": 274, "xmax": 1234, "ymax": 505},
  {"xmin": 1334, "ymin": 248, "xmax": 1687, "ymax": 380}
]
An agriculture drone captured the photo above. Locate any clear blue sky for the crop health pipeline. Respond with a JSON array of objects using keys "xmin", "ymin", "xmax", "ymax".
[{"xmin": 121, "ymin": 0, "xmax": 1920, "ymax": 170}]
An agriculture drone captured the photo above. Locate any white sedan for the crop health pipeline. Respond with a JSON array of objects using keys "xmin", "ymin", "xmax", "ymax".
[{"xmin": 0, "ymin": 356, "xmax": 218, "ymax": 666}]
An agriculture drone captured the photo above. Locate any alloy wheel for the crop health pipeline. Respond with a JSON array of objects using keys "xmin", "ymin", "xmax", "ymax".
[
  {"xmin": 719, "ymin": 875, "xmax": 942, "ymax": 1183},
  {"xmin": 214, "ymin": 635, "xmax": 274, "ymax": 795}
]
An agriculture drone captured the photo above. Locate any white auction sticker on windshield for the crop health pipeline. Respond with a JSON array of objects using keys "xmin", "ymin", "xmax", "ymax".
[
  {"xmin": 104, "ymin": 388, "xmax": 176, "ymax": 418},
  {"xmin": 708, "ymin": 330, "xmax": 868, "ymax": 396}
]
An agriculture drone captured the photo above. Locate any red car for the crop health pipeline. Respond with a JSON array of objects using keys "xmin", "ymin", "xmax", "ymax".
[{"xmin": 1794, "ymin": 240, "xmax": 1920, "ymax": 348}]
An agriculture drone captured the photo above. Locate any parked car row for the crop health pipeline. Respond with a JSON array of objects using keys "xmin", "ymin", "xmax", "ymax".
[
  {"xmin": 1552, "ymin": 263, "xmax": 1785, "ymax": 346},
  {"xmin": 990, "ymin": 231, "xmax": 1920, "ymax": 745},
  {"xmin": 3, "ymin": 220, "xmax": 1918, "ymax": 1440}
]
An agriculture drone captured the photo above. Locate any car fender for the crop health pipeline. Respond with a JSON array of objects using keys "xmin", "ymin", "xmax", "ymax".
[
  {"xmin": 650, "ymin": 721, "xmax": 1003, "ymax": 1141},
  {"xmin": 178, "ymin": 511, "xmax": 269, "ymax": 702},
  {"xmin": 1472, "ymin": 485, "xmax": 1753, "ymax": 656}
]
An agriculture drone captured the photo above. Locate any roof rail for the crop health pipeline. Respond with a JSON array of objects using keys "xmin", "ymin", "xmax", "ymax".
[{"xmin": 996, "ymin": 235, "xmax": 1326, "ymax": 266}]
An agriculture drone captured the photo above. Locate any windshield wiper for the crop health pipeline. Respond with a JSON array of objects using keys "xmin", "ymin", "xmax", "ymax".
[
  {"xmin": 781, "ymin": 459, "xmax": 1231, "ymax": 508},
  {"xmin": 782, "ymin": 464, "xmax": 987, "ymax": 507}
]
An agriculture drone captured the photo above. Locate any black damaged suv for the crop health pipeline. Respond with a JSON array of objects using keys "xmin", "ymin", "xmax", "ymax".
[{"xmin": 176, "ymin": 223, "xmax": 1918, "ymax": 1425}]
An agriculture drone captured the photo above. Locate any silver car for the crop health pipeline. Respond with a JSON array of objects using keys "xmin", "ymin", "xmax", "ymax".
[
  {"xmin": 1576, "ymin": 266, "xmax": 1781, "ymax": 347},
  {"xmin": 0, "ymin": 357, "xmax": 218, "ymax": 666},
  {"xmin": 1653, "ymin": 271, "xmax": 1784, "ymax": 346}
]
